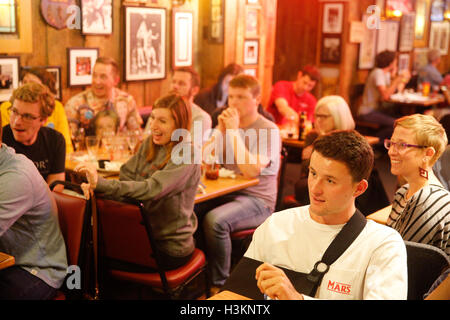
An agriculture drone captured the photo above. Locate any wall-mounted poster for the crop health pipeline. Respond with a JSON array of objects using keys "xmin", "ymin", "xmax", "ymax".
[
  {"xmin": 245, "ymin": 6, "xmax": 260, "ymax": 38},
  {"xmin": 359, "ymin": 15, "xmax": 377, "ymax": 69},
  {"xmin": 376, "ymin": 20, "xmax": 399, "ymax": 53},
  {"xmin": 0, "ymin": 56, "xmax": 20, "ymax": 102},
  {"xmin": 67, "ymin": 47, "xmax": 99, "ymax": 87},
  {"xmin": 125, "ymin": 6, "xmax": 166, "ymax": 81},
  {"xmin": 81, "ymin": 0, "xmax": 113, "ymax": 35},
  {"xmin": 173, "ymin": 10, "xmax": 193, "ymax": 67},
  {"xmin": 40, "ymin": 0, "xmax": 77, "ymax": 30},
  {"xmin": 322, "ymin": 3, "xmax": 344, "ymax": 34}
]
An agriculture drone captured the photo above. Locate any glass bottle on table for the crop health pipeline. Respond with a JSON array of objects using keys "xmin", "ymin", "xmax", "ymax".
[{"xmin": 298, "ymin": 111, "xmax": 307, "ymax": 141}]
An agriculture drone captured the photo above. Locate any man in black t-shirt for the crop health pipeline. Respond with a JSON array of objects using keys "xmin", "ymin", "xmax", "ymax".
[{"xmin": 2, "ymin": 83, "xmax": 66, "ymax": 189}]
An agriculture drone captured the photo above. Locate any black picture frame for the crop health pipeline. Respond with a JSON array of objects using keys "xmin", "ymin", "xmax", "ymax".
[
  {"xmin": 124, "ymin": 6, "xmax": 166, "ymax": 81},
  {"xmin": 321, "ymin": 35, "xmax": 341, "ymax": 64},
  {"xmin": 67, "ymin": 47, "xmax": 99, "ymax": 87},
  {"xmin": 21, "ymin": 65, "xmax": 62, "ymax": 101}
]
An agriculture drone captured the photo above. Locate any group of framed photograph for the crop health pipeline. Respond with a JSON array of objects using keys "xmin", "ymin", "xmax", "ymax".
[
  {"xmin": 243, "ymin": 1, "xmax": 261, "ymax": 77},
  {"xmin": 321, "ymin": 2, "xmax": 344, "ymax": 64},
  {"xmin": 358, "ymin": 0, "xmax": 449, "ymax": 70}
]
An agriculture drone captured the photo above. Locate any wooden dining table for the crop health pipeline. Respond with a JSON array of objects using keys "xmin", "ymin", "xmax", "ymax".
[
  {"xmin": 0, "ymin": 252, "xmax": 15, "ymax": 271},
  {"xmin": 65, "ymin": 152, "xmax": 259, "ymax": 204},
  {"xmin": 207, "ymin": 290, "xmax": 252, "ymax": 300},
  {"xmin": 388, "ymin": 93, "xmax": 446, "ymax": 115}
]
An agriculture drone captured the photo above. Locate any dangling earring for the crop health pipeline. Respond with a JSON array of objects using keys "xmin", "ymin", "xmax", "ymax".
[{"xmin": 419, "ymin": 167, "xmax": 428, "ymax": 180}]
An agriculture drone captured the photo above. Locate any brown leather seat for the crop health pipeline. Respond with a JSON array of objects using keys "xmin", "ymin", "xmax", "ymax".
[
  {"xmin": 96, "ymin": 197, "xmax": 209, "ymax": 299},
  {"xmin": 50, "ymin": 181, "xmax": 89, "ymax": 300}
]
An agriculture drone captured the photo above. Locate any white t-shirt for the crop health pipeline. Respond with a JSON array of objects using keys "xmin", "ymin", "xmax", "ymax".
[
  {"xmin": 359, "ymin": 68, "xmax": 391, "ymax": 115},
  {"xmin": 245, "ymin": 206, "xmax": 408, "ymax": 300}
]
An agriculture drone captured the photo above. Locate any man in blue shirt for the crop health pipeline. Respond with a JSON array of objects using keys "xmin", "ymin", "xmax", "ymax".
[{"xmin": 418, "ymin": 49, "xmax": 444, "ymax": 88}]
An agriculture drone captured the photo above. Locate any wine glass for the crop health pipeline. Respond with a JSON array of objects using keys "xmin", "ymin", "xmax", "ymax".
[
  {"xmin": 85, "ymin": 136, "xmax": 99, "ymax": 161},
  {"xmin": 126, "ymin": 130, "xmax": 140, "ymax": 154},
  {"xmin": 101, "ymin": 131, "xmax": 115, "ymax": 160}
]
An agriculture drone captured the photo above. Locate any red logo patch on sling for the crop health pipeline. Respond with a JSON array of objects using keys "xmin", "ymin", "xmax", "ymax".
[{"xmin": 327, "ymin": 280, "xmax": 351, "ymax": 295}]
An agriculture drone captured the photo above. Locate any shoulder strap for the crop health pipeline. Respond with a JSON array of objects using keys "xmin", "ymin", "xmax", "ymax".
[{"xmin": 307, "ymin": 210, "xmax": 367, "ymax": 295}]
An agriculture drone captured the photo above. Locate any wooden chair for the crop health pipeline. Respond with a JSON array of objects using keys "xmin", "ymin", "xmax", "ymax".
[
  {"xmin": 96, "ymin": 197, "xmax": 209, "ymax": 299},
  {"xmin": 50, "ymin": 181, "xmax": 93, "ymax": 300},
  {"xmin": 405, "ymin": 241, "xmax": 450, "ymax": 300}
]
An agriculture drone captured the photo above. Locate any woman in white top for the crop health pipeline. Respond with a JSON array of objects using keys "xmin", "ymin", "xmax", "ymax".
[{"xmin": 386, "ymin": 114, "xmax": 450, "ymax": 255}]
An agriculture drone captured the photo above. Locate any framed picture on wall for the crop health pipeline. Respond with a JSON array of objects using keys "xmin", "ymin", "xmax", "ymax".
[
  {"xmin": 321, "ymin": 35, "xmax": 341, "ymax": 64},
  {"xmin": 243, "ymin": 39, "xmax": 259, "ymax": 65},
  {"xmin": 376, "ymin": 20, "xmax": 399, "ymax": 53},
  {"xmin": 430, "ymin": 0, "xmax": 445, "ymax": 21},
  {"xmin": 414, "ymin": 0, "xmax": 431, "ymax": 47},
  {"xmin": 358, "ymin": 15, "xmax": 377, "ymax": 69},
  {"xmin": 210, "ymin": 0, "xmax": 224, "ymax": 43},
  {"xmin": 22, "ymin": 65, "xmax": 62, "ymax": 101},
  {"xmin": 322, "ymin": 3, "xmax": 344, "ymax": 34},
  {"xmin": 398, "ymin": 13, "xmax": 415, "ymax": 52},
  {"xmin": 429, "ymin": 21, "xmax": 449, "ymax": 55},
  {"xmin": 173, "ymin": 10, "xmax": 193, "ymax": 67},
  {"xmin": 243, "ymin": 67, "xmax": 257, "ymax": 77},
  {"xmin": 81, "ymin": 0, "xmax": 113, "ymax": 35},
  {"xmin": 245, "ymin": 6, "xmax": 259, "ymax": 38},
  {"xmin": 398, "ymin": 53, "xmax": 410, "ymax": 72},
  {"xmin": 67, "ymin": 48, "xmax": 98, "ymax": 87},
  {"xmin": 0, "ymin": 56, "xmax": 20, "ymax": 102},
  {"xmin": 125, "ymin": 6, "xmax": 166, "ymax": 81}
]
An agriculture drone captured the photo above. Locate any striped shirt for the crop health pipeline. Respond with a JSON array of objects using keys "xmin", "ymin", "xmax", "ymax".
[{"xmin": 387, "ymin": 184, "xmax": 450, "ymax": 256}]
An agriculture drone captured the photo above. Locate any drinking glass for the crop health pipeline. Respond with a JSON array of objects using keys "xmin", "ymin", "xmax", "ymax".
[
  {"xmin": 85, "ymin": 136, "xmax": 100, "ymax": 160},
  {"xmin": 126, "ymin": 130, "xmax": 140, "ymax": 154}
]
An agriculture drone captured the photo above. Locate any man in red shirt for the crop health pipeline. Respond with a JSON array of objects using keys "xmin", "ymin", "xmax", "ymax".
[{"xmin": 267, "ymin": 65, "xmax": 320, "ymax": 125}]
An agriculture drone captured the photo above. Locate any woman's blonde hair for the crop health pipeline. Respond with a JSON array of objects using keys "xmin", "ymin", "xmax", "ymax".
[
  {"xmin": 315, "ymin": 95, "xmax": 355, "ymax": 131},
  {"xmin": 394, "ymin": 114, "xmax": 448, "ymax": 165},
  {"xmin": 146, "ymin": 94, "xmax": 191, "ymax": 168}
]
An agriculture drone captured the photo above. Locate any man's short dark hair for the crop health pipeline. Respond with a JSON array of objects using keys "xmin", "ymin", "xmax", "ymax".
[
  {"xmin": 375, "ymin": 50, "xmax": 397, "ymax": 69},
  {"xmin": 300, "ymin": 65, "xmax": 321, "ymax": 82},
  {"xmin": 312, "ymin": 130, "xmax": 374, "ymax": 182},
  {"xmin": 173, "ymin": 66, "xmax": 200, "ymax": 88}
]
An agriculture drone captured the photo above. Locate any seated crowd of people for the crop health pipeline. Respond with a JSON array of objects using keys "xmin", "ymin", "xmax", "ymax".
[{"xmin": 0, "ymin": 51, "xmax": 449, "ymax": 300}]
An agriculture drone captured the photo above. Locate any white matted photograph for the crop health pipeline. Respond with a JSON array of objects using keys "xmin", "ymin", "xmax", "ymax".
[
  {"xmin": 359, "ymin": 15, "xmax": 377, "ymax": 69},
  {"xmin": 81, "ymin": 0, "xmax": 113, "ymax": 35},
  {"xmin": 398, "ymin": 53, "xmax": 410, "ymax": 72},
  {"xmin": 376, "ymin": 20, "xmax": 399, "ymax": 53},
  {"xmin": 322, "ymin": 3, "xmax": 343, "ymax": 34},
  {"xmin": 429, "ymin": 21, "xmax": 449, "ymax": 55},
  {"xmin": 125, "ymin": 6, "xmax": 166, "ymax": 81},
  {"xmin": 67, "ymin": 48, "xmax": 99, "ymax": 87},
  {"xmin": 0, "ymin": 56, "xmax": 20, "ymax": 102},
  {"xmin": 173, "ymin": 10, "xmax": 193, "ymax": 68},
  {"xmin": 243, "ymin": 39, "xmax": 259, "ymax": 65}
]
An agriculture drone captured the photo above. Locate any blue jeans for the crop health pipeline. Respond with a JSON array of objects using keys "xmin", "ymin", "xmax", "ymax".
[
  {"xmin": 0, "ymin": 266, "xmax": 57, "ymax": 300},
  {"xmin": 194, "ymin": 193, "xmax": 272, "ymax": 286}
]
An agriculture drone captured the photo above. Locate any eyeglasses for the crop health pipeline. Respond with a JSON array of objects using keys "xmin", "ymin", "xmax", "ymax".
[
  {"xmin": 384, "ymin": 139, "xmax": 427, "ymax": 152},
  {"xmin": 8, "ymin": 107, "xmax": 41, "ymax": 122},
  {"xmin": 314, "ymin": 114, "xmax": 332, "ymax": 120}
]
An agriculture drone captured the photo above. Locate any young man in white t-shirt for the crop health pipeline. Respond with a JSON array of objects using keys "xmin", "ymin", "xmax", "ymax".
[{"xmin": 245, "ymin": 130, "xmax": 408, "ymax": 300}]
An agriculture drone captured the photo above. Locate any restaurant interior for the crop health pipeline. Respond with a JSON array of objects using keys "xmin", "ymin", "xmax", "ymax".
[{"xmin": 0, "ymin": 0, "xmax": 449, "ymax": 302}]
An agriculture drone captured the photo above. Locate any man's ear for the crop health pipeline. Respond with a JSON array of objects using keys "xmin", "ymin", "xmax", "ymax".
[
  {"xmin": 354, "ymin": 179, "xmax": 368, "ymax": 198},
  {"xmin": 191, "ymin": 85, "xmax": 199, "ymax": 97},
  {"xmin": 113, "ymin": 74, "xmax": 120, "ymax": 86}
]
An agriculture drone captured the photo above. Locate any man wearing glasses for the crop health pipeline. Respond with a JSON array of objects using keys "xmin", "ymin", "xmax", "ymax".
[{"xmin": 2, "ymin": 83, "xmax": 66, "ymax": 190}]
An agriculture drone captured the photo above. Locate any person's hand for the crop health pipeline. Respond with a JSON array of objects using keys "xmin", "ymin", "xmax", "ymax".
[
  {"xmin": 74, "ymin": 162, "xmax": 99, "ymax": 199},
  {"xmin": 220, "ymin": 107, "xmax": 240, "ymax": 130},
  {"xmin": 255, "ymin": 263, "xmax": 304, "ymax": 300}
]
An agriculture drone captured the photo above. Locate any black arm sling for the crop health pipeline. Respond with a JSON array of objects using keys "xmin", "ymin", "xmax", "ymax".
[{"xmin": 222, "ymin": 210, "xmax": 367, "ymax": 299}]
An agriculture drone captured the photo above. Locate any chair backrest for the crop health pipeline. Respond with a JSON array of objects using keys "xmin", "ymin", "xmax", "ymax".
[
  {"xmin": 433, "ymin": 145, "xmax": 450, "ymax": 191},
  {"xmin": 96, "ymin": 197, "xmax": 157, "ymax": 269},
  {"xmin": 405, "ymin": 241, "xmax": 450, "ymax": 300},
  {"xmin": 51, "ymin": 186, "xmax": 88, "ymax": 267}
]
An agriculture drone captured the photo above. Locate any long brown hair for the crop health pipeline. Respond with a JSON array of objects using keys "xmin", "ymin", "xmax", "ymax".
[{"xmin": 146, "ymin": 94, "xmax": 191, "ymax": 168}]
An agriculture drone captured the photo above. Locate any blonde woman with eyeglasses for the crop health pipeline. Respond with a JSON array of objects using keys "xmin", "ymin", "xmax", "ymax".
[{"xmin": 386, "ymin": 114, "xmax": 450, "ymax": 255}]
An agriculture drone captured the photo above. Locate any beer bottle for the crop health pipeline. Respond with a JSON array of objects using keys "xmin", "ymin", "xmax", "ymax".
[{"xmin": 298, "ymin": 111, "xmax": 307, "ymax": 141}]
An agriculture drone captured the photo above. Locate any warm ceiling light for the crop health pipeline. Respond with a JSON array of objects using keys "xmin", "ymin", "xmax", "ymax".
[{"xmin": 393, "ymin": 10, "xmax": 403, "ymax": 17}]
